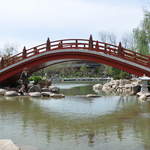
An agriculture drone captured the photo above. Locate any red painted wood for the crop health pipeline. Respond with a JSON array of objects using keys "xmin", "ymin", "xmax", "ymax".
[{"xmin": 0, "ymin": 38, "xmax": 149, "ymax": 84}]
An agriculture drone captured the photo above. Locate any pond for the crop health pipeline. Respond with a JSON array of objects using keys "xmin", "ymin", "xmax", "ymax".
[{"xmin": 0, "ymin": 83, "xmax": 150, "ymax": 150}]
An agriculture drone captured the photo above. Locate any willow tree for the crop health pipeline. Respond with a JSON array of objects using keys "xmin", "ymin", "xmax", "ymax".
[{"xmin": 133, "ymin": 11, "xmax": 150, "ymax": 55}]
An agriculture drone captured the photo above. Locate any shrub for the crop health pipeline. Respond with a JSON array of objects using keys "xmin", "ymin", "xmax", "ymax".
[{"xmin": 29, "ymin": 76, "xmax": 42, "ymax": 84}]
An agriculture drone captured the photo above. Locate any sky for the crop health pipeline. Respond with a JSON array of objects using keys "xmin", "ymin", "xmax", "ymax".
[{"xmin": 0, "ymin": 0, "xmax": 149, "ymax": 51}]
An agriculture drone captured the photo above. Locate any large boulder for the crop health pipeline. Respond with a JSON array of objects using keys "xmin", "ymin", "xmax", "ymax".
[
  {"xmin": 39, "ymin": 79, "xmax": 52, "ymax": 88},
  {"xmin": 93, "ymin": 84, "xmax": 102, "ymax": 93},
  {"xmin": 28, "ymin": 92, "xmax": 41, "ymax": 97},
  {"xmin": 102, "ymin": 82, "xmax": 114, "ymax": 93},
  {"xmin": 49, "ymin": 86, "xmax": 60, "ymax": 93},
  {"xmin": 41, "ymin": 88, "xmax": 50, "ymax": 92},
  {"xmin": 41, "ymin": 92, "xmax": 52, "ymax": 97},
  {"xmin": 28, "ymin": 81, "xmax": 35, "ymax": 88},
  {"xmin": 28, "ymin": 85, "xmax": 41, "ymax": 93},
  {"xmin": 137, "ymin": 92, "xmax": 150, "ymax": 101},
  {"xmin": 5, "ymin": 91, "xmax": 18, "ymax": 96},
  {"xmin": 119, "ymin": 79, "xmax": 131, "ymax": 85},
  {"xmin": 0, "ymin": 89, "xmax": 7, "ymax": 96}
]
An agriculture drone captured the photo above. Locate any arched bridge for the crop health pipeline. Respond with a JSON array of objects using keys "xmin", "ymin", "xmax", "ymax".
[{"xmin": 0, "ymin": 36, "xmax": 150, "ymax": 86}]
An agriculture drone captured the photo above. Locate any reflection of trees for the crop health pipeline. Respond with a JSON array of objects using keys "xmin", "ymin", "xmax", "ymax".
[
  {"xmin": 131, "ymin": 102, "xmax": 150, "ymax": 150},
  {"xmin": 87, "ymin": 130, "xmax": 95, "ymax": 147},
  {"xmin": 0, "ymin": 96, "xmax": 149, "ymax": 149},
  {"xmin": 115, "ymin": 97, "xmax": 150, "ymax": 150}
]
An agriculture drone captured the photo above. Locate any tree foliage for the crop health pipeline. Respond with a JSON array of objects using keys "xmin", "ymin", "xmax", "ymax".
[
  {"xmin": 98, "ymin": 11, "xmax": 150, "ymax": 79},
  {"xmin": 106, "ymin": 67, "xmax": 130, "ymax": 80},
  {"xmin": 133, "ymin": 11, "xmax": 150, "ymax": 55},
  {"xmin": 29, "ymin": 76, "xmax": 42, "ymax": 84}
]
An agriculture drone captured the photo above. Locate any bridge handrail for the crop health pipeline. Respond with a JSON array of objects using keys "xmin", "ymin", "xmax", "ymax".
[{"xmin": 0, "ymin": 38, "xmax": 149, "ymax": 69}]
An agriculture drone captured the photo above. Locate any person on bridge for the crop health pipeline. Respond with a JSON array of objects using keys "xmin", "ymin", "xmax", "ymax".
[{"xmin": 19, "ymin": 68, "xmax": 29, "ymax": 93}]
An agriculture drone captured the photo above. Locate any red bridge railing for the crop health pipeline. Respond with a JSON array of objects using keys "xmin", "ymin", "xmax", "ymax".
[{"xmin": 0, "ymin": 37, "xmax": 150, "ymax": 70}]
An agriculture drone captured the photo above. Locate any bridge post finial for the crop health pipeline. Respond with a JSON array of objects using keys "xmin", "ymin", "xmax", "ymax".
[
  {"xmin": 0, "ymin": 57, "xmax": 4, "ymax": 68},
  {"xmin": 118, "ymin": 42, "xmax": 123, "ymax": 56},
  {"xmin": 34, "ymin": 47, "xmax": 38, "ymax": 55},
  {"xmin": 118, "ymin": 42, "xmax": 122, "ymax": 47},
  {"xmin": 89, "ymin": 34, "xmax": 93, "ymax": 49},
  {"xmin": 46, "ymin": 37, "xmax": 51, "ymax": 51},
  {"xmin": 23, "ymin": 46, "xmax": 27, "ymax": 59}
]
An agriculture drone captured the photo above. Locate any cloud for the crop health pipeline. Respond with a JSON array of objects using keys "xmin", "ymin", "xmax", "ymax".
[{"xmin": 0, "ymin": 0, "xmax": 146, "ymax": 49}]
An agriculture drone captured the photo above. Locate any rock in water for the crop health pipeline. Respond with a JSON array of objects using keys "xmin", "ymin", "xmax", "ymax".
[
  {"xmin": 139, "ymin": 94, "xmax": 147, "ymax": 101},
  {"xmin": 137, "ymin": 92, "xmax": 150, "ymax": 101},
  {"xmin": 41, "ymin": 92, "xmax": 52, "ymax": 97},
  {"xmin": 0, "ymin": 139, "xmax": 20, "ymax": 150},
  {"xmin": 39, "ymin": 79, "xmax": 52, "ymax": 88},
  {"xmin": 41, "ymin": 88, "xmax": 50, "ymax": 92},
  {"xmin": 5, "ymin": 91, "xmax": 18, "ymax": 96},
  {"xmin": 29, "ymin": 92, "xmax": 41, "ymax": 97},
  {"xmin": 50, "ymin": 93, "xmax": 65, "ymax": 98},
  {"xmin": 0, "ymin": 89, "xmax": 7, "ymax": 96},
  {"xmin": 93, "ymin": 84, "xmax": 102, "ymax": 91},
  {"xmin": 28, "ymin": 85, "xmax": 41, "ymax": 92},
  {"xmin": 86, "ymin": 94, "xmax": 100, "ymax": 98},
  {"xmin": 49, "ymin": 86, "xmax": 60, "ymax": 93}
]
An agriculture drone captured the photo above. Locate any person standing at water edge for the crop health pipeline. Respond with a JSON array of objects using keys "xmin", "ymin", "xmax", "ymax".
[{"xmin": 19, "ymin": 68, "xmax": 29, "ymax": 93}]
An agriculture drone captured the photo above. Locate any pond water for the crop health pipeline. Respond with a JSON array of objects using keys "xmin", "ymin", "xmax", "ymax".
[{"xmin": 0, "ymin": 83, "xmax": 150, "ymax": 150}]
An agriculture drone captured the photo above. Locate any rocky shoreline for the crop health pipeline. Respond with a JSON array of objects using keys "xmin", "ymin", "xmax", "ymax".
[
  {"xmin": 0, "ymin": 85, "xmax": 65, "ymax": 99},
  {"xmin": 93, "ymin": 79, "xmax": 150, "ymax": 101}
]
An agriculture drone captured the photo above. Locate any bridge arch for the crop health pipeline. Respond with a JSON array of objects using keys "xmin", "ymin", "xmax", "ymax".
[{"xmin": 0, "ymin": 38, "xmax": 149, "ymax": 85}]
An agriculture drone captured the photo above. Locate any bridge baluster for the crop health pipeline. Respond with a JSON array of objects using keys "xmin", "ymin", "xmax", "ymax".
[
  {"xmin": 75, "ymin": 40, "xmax": 78, "ymax": 48},
  {"xmin": 118, "ymin": 42, "xmax": 123, "ymax": 56},
  {"xmin": 134, "ymin": 53, "xmax": 136, "ymax": 61},
  {"xmin": 89, "ymin": 35, "xmax": 93, "ymax": 49},
  {"xmin": 23, "ymin": 46, "xmax": 27, "ymax": 59},
  {"xmin": 58, "ymin": 41, "xmax": 63, "ymax": 48},
  {"xmin": 0, "ymin": 57, "xmax": 4, "ymax": 68},
  {"xmin": 46, "ymin": 38, "xmax": 51, "ymax": 51},
  {"xmin": 95, "ymin": 41, "xmax": 99, "ymax": 50},
  {"xmin": 104, "ymin": 43, "xmax": 107, "ymax": 53},
  {"xmin": 34, "ymin": 47, "xmax": 39, "ymax": 55}
]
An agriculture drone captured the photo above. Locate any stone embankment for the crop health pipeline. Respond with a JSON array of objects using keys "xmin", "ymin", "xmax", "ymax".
[
  {"xmin": 93, "ymin": 79, "xmax": 141, "ymax": 95},
  {"xmin": 93, "ymin": 79, "xmax": 150, "ymax": 100}
]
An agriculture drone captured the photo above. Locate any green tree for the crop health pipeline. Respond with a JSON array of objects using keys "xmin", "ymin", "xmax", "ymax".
[
  {"xmin": 80, "ymin": 65, "xmax": 88, "ymax": 77},
  {"xmin": 107, "ymin": 67, "xmax": 130, "ymax": 79},
  {"xmin": 133, "ymin": 11, "xmax": 150, "ymax": 55},
  {"xmin": 29, "ymin": 76, "xmax": 42, "ymax": 84}
]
